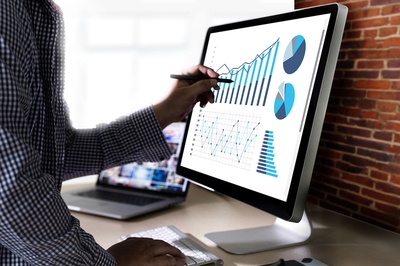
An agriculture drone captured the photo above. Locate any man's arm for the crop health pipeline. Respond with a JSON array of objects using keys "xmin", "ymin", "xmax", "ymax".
[{"xmin": 62, "ymin": 107, "xmax": 172, "ymax": 180}]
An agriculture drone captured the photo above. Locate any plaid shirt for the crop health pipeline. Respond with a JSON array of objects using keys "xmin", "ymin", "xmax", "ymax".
[{"xmin": 0, "ymin": 0, "xmax": 171, "ymax": 265}]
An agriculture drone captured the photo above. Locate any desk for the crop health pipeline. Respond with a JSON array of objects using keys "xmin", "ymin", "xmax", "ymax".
[{"xmin": 62, "ymin": 179, "xmax": 400, "ymax": 266}]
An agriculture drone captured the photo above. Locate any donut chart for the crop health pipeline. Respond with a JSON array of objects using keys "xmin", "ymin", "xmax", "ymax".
[
  {"xmin": 283, "ymin": 35, "xmax": 306, "ymax": 74},
  {"xmin": 274, "ymin": 82, "xmax": 295, "ymax": 120}
]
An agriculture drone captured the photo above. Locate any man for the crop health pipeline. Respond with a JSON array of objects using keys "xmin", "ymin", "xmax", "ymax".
[{"xmin": 0, "ymin": 0, "xmax": 219, "ymax": 265}]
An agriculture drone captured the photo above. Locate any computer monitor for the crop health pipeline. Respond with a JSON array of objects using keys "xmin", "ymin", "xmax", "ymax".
[{"xmin": 177, "ymin": 3, "xmax": 347, "ymax": 254}]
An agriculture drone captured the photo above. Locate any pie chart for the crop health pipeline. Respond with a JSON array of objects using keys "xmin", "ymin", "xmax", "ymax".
[
  {"xmin": 283, "ymin": 35, "xmax": 306, "ymax": 74},
  {"xmin": 274, "ymin": 82, "xmax": 295, "ymax": 120}
]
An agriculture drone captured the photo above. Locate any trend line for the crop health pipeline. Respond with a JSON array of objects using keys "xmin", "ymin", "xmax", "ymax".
[
  {"xmin": 216, "ymin": 38, "xmax": 280, "ymax": 76},
  {"xmin": 212, "ymin": 38, "xmax": 280, "ymax": 106}
]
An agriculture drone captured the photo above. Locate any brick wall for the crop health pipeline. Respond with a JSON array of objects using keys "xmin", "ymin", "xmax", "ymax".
[{"xmin": 296, "ymin": 0, "xmax": 400, "ymax": 233}]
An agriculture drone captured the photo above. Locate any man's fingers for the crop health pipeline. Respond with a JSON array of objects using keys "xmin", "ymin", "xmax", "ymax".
[
  {"xmin": 184, "ymin": 64, "xmax": 219, "ymax": 79},
  {"xmin": 151, "ymin": 240, "xmax": 185, "ymax": 259},
  {"xmin": 191, "ymin": 79, "xmax": 219, "ymax": 94}
]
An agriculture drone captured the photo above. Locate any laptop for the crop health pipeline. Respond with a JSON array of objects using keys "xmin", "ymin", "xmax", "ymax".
[{"xmin": 62, "ymin": 122, "xmax": 189, "ymax": 220}]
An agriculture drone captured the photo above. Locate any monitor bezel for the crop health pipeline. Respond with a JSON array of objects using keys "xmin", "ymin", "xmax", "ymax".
[{"xmin": 177, "ymin": 3, "xmax": 346, "ymax": 222}]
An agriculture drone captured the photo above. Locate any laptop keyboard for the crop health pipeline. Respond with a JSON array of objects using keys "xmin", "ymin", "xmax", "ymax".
[
  {"xmin": 76, "ymin": 189, "xmax": 162, "ymax": 206},
  {"xmin": 121, "ymin": 225, "xmax": 224, "ymax": 266}
]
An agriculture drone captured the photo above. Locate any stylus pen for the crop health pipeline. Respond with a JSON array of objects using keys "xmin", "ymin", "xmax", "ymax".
[{"xmin": 170, "ymin": 74, "xmax": 234, "ymax": 83}]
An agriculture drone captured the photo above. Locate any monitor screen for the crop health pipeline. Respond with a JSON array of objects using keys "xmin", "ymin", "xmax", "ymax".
[{"xmin": 177, "ymin": 3, "xmax": 347, "ymax": 254}]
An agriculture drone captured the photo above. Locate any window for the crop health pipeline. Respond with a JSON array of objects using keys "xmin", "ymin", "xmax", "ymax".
[{"xmin": 57, "ymin": 0, "xmax": 293, "ymax": 128}]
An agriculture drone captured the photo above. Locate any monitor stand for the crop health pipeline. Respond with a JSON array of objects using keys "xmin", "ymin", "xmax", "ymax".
[{"xmin": 205, "ymin": 209, "xmax": 312, "ymax": 254}]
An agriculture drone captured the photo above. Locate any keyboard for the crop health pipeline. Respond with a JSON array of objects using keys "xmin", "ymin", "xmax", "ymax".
[
  {"xmin": 75, "ymin": 189, "xmax": 162, "ymax": 206},
  {"xmin": 121, "ymin": 225, "xmax": 224, "ymax": 266}
]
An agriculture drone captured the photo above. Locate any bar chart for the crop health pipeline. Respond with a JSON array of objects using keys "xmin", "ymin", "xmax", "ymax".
[
  {"xmin": 213, "ymin": 39, "xmax": 280, "ymax": 106},
  {"xmin": 256, "ymin": 130, "xmax": 278, "ymax": 178}
]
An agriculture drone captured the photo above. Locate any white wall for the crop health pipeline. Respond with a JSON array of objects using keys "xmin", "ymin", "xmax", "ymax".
[{"xmin": 56, "ymin": 0, "xmax": 294, "ymax": 128}]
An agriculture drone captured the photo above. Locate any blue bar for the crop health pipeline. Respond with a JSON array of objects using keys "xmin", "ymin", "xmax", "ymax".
[
  {"xmin": 214, "ymin": 89, "xmax": 220, "ymax": 103},
  {"xmin": 235, "ymin": 68, "xmax": 245, "ymax": 104},
  {"xmin": 245, "ymin": 63, "xmax": 256, "ymax": 105},
  {"xmin": 262, "ymin": 75, "xmax": 272, "ymax": 106},
  {"xmin": 247, "ymin": 60, "xmax": 257, "ymax": 105},
  {"xmin": 219, "ymin": 82, "xmax": 226, "ymax": 103},
  {"xmin": 257, "ymin": 50, "xmax": 271, "ymax": 106},
  {"xmin": 256, "ymin": 169, "xmax": 278, "ymax": 178},
  {"xmin": 240, "ymin": 66, "xmax": 250, "ymax": 105},
  {"xmin": 251, "ymin": 55, "xmax": 264, "ymax": 105},
  {"xmin": 224, "ymin": 84, "xmax": 230, "ymax": 103}
]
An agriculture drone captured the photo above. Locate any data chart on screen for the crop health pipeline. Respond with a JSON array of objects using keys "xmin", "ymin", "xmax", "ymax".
[{"xmin": 181, "ymin": 14, "xmax": 331, "ymax": 201}]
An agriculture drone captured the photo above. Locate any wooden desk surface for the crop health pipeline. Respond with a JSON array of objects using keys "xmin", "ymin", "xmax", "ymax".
[{"xmin": 62, "ymin": 179, "xmax": 400, "ymax": 266}]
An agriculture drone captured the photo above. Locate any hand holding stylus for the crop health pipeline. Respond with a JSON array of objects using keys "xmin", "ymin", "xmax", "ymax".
[{"xmin": 153, "ymin": 65, "xmax": 220, "ymax": 129}]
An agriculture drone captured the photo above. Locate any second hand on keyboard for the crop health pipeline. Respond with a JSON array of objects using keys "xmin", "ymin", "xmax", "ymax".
[{"xmin": 121, "ymin": 226, "xmax": 223, "ymax": 266}]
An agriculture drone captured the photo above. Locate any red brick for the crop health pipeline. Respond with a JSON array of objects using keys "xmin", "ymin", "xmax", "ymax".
[
  {"xmin": 326, "ymin": 141, "xmax": 357, "ymax": 154},
  {"xmin": 364, "ymin": 29, "xmax": 379, "ymax": 39},
  {"xmin": 378, "ymin": 162, "xmax": 400, "ymax": 175},
  {"xmin": 345, "ymin": 30, "xmax": 362, "ymax": 39},
  {"xmin": 352, "ymin": 17, "xmax": 390, "ymax": 29},
  {"xmin": 381, "ymin": 4, "xmax": 400, "ymax": 15},
  {"xmin": 344, "ymin": 70, "xmax": 379, "ymax": 79},
  {"xmin": 367, "ymin": 90, "xmax": 400, "ymax": 100},
  {"xmin": 357, "ymin": 60, "xmax": 384, "ymax": 69},
  {"xmin": 379, "ymin": 27, "xmax": 399, "ymax": 37},
  {"xmin": 375, "ymin": 202, "xmax": 400, "ymax": 217},
  {"xmin": 354, "ymin": 80, "xmax": 391, "ymax": 89},
  {"xmin": 373, "ymin": 131, "xmax": 394, "ymax": 142},
  {"xmin": 362, "ymin": 187, "xmax": 400, "ymax": 205},
  {"xmin": 349, "ymin": 7, "xmax": 381, "ymax": 20},
  {"xmin": 385, "ymin": 144, "xmax": 400, "ymax": 155},
  {"xmin": 377, "ymin": 101, "xmax": 398, "ymax": 112},
  {"xmin": 371, "ymin": 0, "xmax": 400, "ymax": 6},
  {"xmin": 382, "ymin": 37, "xmax": 400, "ymax": 47},
  {"xmin": 370, "ymin": 169, "xmax": 390, "ymax": 181},
  {"xmin": 347, "ymin": 118, "xmax": 381, "ymax": 129},
  {"xmin": 340, "ymin": 190, "xmax": 374, "ymax": 206},
  {"xmin": 347, "ymin": 49, "xmax": 400, "ymax": 59},
  {"xmin": 376, "ymin": 181, "xmax": 400, "ymax": 197},
  {"xmin": 337, "ymin": 125, "xmax": 372, "ymax": 138},
  {"xmin": 341, "ymin": 173, "xmax": 375, "ymax": 188},
  {"xmin": 391, "ymin": 15, "xmax": 400, "ymax": 25},
  {"xmin": 336, "ymin": 160, "xmax": 368, "ymax": 175},
  {"xmin": 342, "ymin": 0, "xmax": 369, "ymax": 11},
  {"xmin": 390, "ymin": 174, "xmax": 400, "ymax": 185},
  {"xmin": 388, "ymin": 59, "xmax": 400, "ymax": 67},
  {"xmin": 392, "ymin": 80, "xmax": 400, "ymax": 89},
  {"xmin": 395, "ymin": 133, "xmax": 400, "ymax": 143},
  {"xmin": 357, "ymin": 148, "xmax": 396, "ymax": 163},
  {"xmin": 382, "ymin": 70, "xmax": 400, "ymax": 79},
  {"xmin": 357, "ymin": 99, "xmax": 376, "ymax": 109}
]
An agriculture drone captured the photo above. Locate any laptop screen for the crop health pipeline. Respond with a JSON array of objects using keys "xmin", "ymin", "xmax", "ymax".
[{"xmin": 97, "ymin": 122, "xmax": 188, "ymax": 194}]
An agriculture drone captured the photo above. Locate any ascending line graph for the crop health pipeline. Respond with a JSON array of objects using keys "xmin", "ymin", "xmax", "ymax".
[
  {"xmin": 189, "ymin": 109, "xmax": 261, "ymax": 170},
  {"xmin": 212, "ymin": 39, "xmax": 280, "ymax": 106}
]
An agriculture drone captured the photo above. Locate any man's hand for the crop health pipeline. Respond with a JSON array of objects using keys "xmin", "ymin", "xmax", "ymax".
[
  {"xmin": 107, "ymin": 237, "xmax": 186, "ymax": 266},
  {"xmin": 153, "ymin": 65, "xmax": 220, "ymax": 129}
]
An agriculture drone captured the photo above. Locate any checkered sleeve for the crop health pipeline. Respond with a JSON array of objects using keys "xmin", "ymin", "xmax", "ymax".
[{"xmin": 63, "ymin": 107, "xmax": 172, "ymax": 180}]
